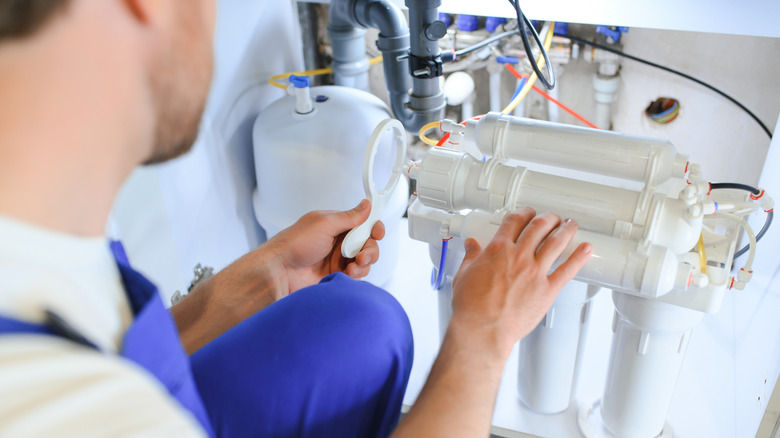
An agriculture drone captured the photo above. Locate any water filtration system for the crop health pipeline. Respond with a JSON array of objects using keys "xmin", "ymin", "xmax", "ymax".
[{"xmin": 396, "ymin": 112, "xmax": 773, "ymax": 438}]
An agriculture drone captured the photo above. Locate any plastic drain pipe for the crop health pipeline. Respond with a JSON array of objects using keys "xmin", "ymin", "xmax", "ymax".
[{"xmin": 328, "ymin": 0, "xmax": 445, "ymax": 132}]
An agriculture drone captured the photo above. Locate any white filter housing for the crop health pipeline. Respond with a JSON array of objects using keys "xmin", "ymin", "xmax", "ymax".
[
  {"xmin": 600, "ymin": 291, "xmax": 704, "ymax": 438},
  {"xmin": 253, "ymin": 86, "xmax": 408, "ymax": 286},
  {"xmin": 517, "ymin": 281, "xmax": 599, "ymax": 414},
  {"xmin": 461, "ymin": 113, "xmax": 689, "ymax": 186}
]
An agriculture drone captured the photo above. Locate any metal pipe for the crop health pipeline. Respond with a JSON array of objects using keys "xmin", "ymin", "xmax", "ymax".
[
  {"xmin": 327, "ymin": 3, "xmax": 370, "ymax": 90},
  {"xmin": 405, "ymin": 0, "xmax": 445, "ymax": 130}
]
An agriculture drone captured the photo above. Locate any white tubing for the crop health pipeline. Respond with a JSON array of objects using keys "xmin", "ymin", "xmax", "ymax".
[
  {"xmin": 461, "ymin": 96, "xmax": 474, "ymax": 122},
  {"xmin": 517, "ymin": 281, "xmax": 598, "ymax": 413},
  {"xmin": 601, "ymin": 291, "xmax": 704, "ymax": 438},
  {"xmin": 547, "ymin": 79, "xmax": 561, "ymax": 123},
  {"xmin": 436, "ymin": 282, "xmax": 453, "ymax": 342},
  {"xmin": 489, "ymin": 71, "xmax": 502, "ymax": 113},
  {"xmin": 513, "ymin": 79, "xmax": 526, "ymax": 118},
  {"xmin": 593, "ymin": 74, "xmax": 620, "ymax": 130},
  {"xmin": 425, "ymin": 238, "xmax": 466, "ymax": 343},
  {"xmin": 595, "ymin": 102, "xmax": 611, "ymax": 132},
  {"xmin": 462, "ymin": 113, "xmax": 689, "ymax": 186}
]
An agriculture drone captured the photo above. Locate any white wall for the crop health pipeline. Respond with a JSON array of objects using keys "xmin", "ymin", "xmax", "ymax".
[
  {"xmin": 439, "ymin": 0, "xmax": 780, "ymax": 38},
  {"xmin": 611, "ymin": 28, "xmax": 779, "ymax": 185},
  {"xmin": 301, "ymin": 0, "xmax": 780, "ymax": 38}
]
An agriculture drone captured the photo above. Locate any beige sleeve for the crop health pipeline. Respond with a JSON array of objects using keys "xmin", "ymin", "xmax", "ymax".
[{"xmin": 0, "ymin": 335, "xmax": 208, "ymax": 438}]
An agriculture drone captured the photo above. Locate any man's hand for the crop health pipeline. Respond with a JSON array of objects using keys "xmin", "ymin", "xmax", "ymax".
[
  {"xmin": 171, "ymin": 199, "xmax": 384, "ymax": 354},
  {"xmin": 266, "ymin": 199, "xmax": 385, "ymax": 295},
  {"xmin": 450, "ymin": 207, "xmax": 592, "ymax": 357},
  {"xmin": 393, "ymin": 207, "xmax": 591, "ymax": 438}
]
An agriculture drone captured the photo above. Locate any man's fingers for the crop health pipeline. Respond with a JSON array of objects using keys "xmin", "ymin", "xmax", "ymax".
[
  {"xmin": 460, "ymin": 238, "xmax": 482, "ymax": 269},
  {"xmin": 346, "ymin": 262, "xmax": 370, "ymax": 279},
  {"xmin": 493, "ymin": 208, "xmax": 535, "ymax": 243},
  {"xmin": 515, "ymin": 213, "xmax": 561, "ymax": 252},
  {"xmin": 548, "ymin": 242, "xmax": 592, "ymax": 288},
  {"xmin": 355, "ymin": 239, "xmax": 380, "ymax": 267},
  {"xmin": 371, "ymin": 220, "xmax": 386, "ymax": 241},
  {"xmin": 535, "ymin": 218, "xmax": 578, "ymax": 269}
]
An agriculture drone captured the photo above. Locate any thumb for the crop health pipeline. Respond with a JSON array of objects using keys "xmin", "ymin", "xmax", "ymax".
[
  {"xmin": 460, "ymin": 238, "xmax": 482, "ymax": 267},
  {"xmin": 333, "ymin": 199, "xmax": 371, "ymax": 233}
]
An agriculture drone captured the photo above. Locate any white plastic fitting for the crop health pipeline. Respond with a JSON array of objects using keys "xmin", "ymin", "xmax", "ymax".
[
  {"xmin": 288, "ymin": 75, "xmax": 314, "ymax": 115},
  {"xmin": 751, "ymin": 188, "xmax": 775, "ymax": 212},
  {"xmin": 730, "ymin": 267, "xmax": 754, "ymax": 290}
]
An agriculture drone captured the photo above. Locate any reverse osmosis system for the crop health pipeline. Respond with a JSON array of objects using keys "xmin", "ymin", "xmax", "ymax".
[
  {"xmin": 398, "ymin": 112, "xmax": 773, "ymax": 437},
  {"xmin": 252, "ymin": 0, "xmax": 775, "ymax": 436}
]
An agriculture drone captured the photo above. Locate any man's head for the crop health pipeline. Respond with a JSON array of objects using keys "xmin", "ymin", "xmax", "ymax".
[{"xmin": 0, "ymin": 0, "xmax": 216, "ymax": 164}]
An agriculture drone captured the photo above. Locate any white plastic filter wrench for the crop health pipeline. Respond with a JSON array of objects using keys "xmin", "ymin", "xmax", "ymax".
[{"xmin": 341, "ymin": 118, "xmax": 407, "ymax": 258}]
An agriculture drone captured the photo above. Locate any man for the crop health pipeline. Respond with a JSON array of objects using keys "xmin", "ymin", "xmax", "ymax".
[{"xmin": 0, "ymin": 1, "xmax": 592, "ymax": 437}]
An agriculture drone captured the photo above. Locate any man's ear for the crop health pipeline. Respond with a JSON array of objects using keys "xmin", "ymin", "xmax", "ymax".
[{"xmin": 122, "ymin": 0, "xmax": 168, "ymax": 26}]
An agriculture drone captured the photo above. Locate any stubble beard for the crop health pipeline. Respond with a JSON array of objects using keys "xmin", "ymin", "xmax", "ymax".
[{"xmin": 143, "ymin": 8, "xmax": 213, "ymax": 165}]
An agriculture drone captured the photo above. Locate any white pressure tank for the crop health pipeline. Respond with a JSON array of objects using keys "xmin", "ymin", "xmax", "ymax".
[{"xmin": 252, "ymin": 80, "xmax": 408, "ymax": 286}]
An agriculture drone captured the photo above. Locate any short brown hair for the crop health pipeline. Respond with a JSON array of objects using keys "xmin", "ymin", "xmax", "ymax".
[{"xmin": 0, "ymin": 0, "xmax": 71, "ymax": 41}]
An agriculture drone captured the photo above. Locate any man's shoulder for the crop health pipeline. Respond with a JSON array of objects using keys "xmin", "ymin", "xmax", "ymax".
[{"xmin": 0, "ymin": 335, "xmax": 207, "ymax": 437}]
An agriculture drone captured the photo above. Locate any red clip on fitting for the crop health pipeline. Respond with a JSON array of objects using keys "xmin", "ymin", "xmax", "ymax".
[
  {"xmin": 750, "ymin": 189, "xmax": 765, "ymax": 200},
  {"xmin": 749, "ymin": 188, "xmax": 774, "ymax": 213}
]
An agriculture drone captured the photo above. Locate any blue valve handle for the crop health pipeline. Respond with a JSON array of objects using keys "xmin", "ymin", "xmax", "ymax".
[{"xmin": 595, "ymin": 25, "xmax": 629, "ymax": 42}]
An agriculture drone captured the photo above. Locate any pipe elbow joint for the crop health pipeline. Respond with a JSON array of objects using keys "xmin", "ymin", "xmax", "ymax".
[
  {"xmin": 360, "ymin": 0, "xmax": 407, "ymax": 35},
  {"xmin": 328, "ymin": 0, "xmax": 359, "ymax": 29}
]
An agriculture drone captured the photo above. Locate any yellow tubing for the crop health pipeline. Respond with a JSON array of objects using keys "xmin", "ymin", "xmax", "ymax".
[
  {"xmin": 269, "ymin": 56, "xmax": 383, "ymax": 90},
  {"xmin": 502, "ymin": 22, "xmax": 555, "ymax": 114},
  {"xmin": 418, "ymin": 121, "xmax": 442, "ymax": 146},
  {"xmin": 697, "ymin": 233, "xmax": 707, "ymax": 274}
]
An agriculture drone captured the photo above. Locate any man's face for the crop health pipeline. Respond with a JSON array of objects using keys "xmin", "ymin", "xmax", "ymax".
[{"xmin": 143, "ymin": 0, "xmax": 216, "ymax": 165}]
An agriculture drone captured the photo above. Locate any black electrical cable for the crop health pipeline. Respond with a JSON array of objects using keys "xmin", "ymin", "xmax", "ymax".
[
  {"xmin": 454, "ymin": 29, "xmax": 519, "ymax": 57},
  {"xmin": 507, "ymin": 0, "xmax": 555, "ymax": 89},
  {"xmin": 709, "ymin": 183, "xmax": 774, "ymax": 259},
  {"xmin": 557, "ymin": 33, "xmax": 773, "ymax": 140}
]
